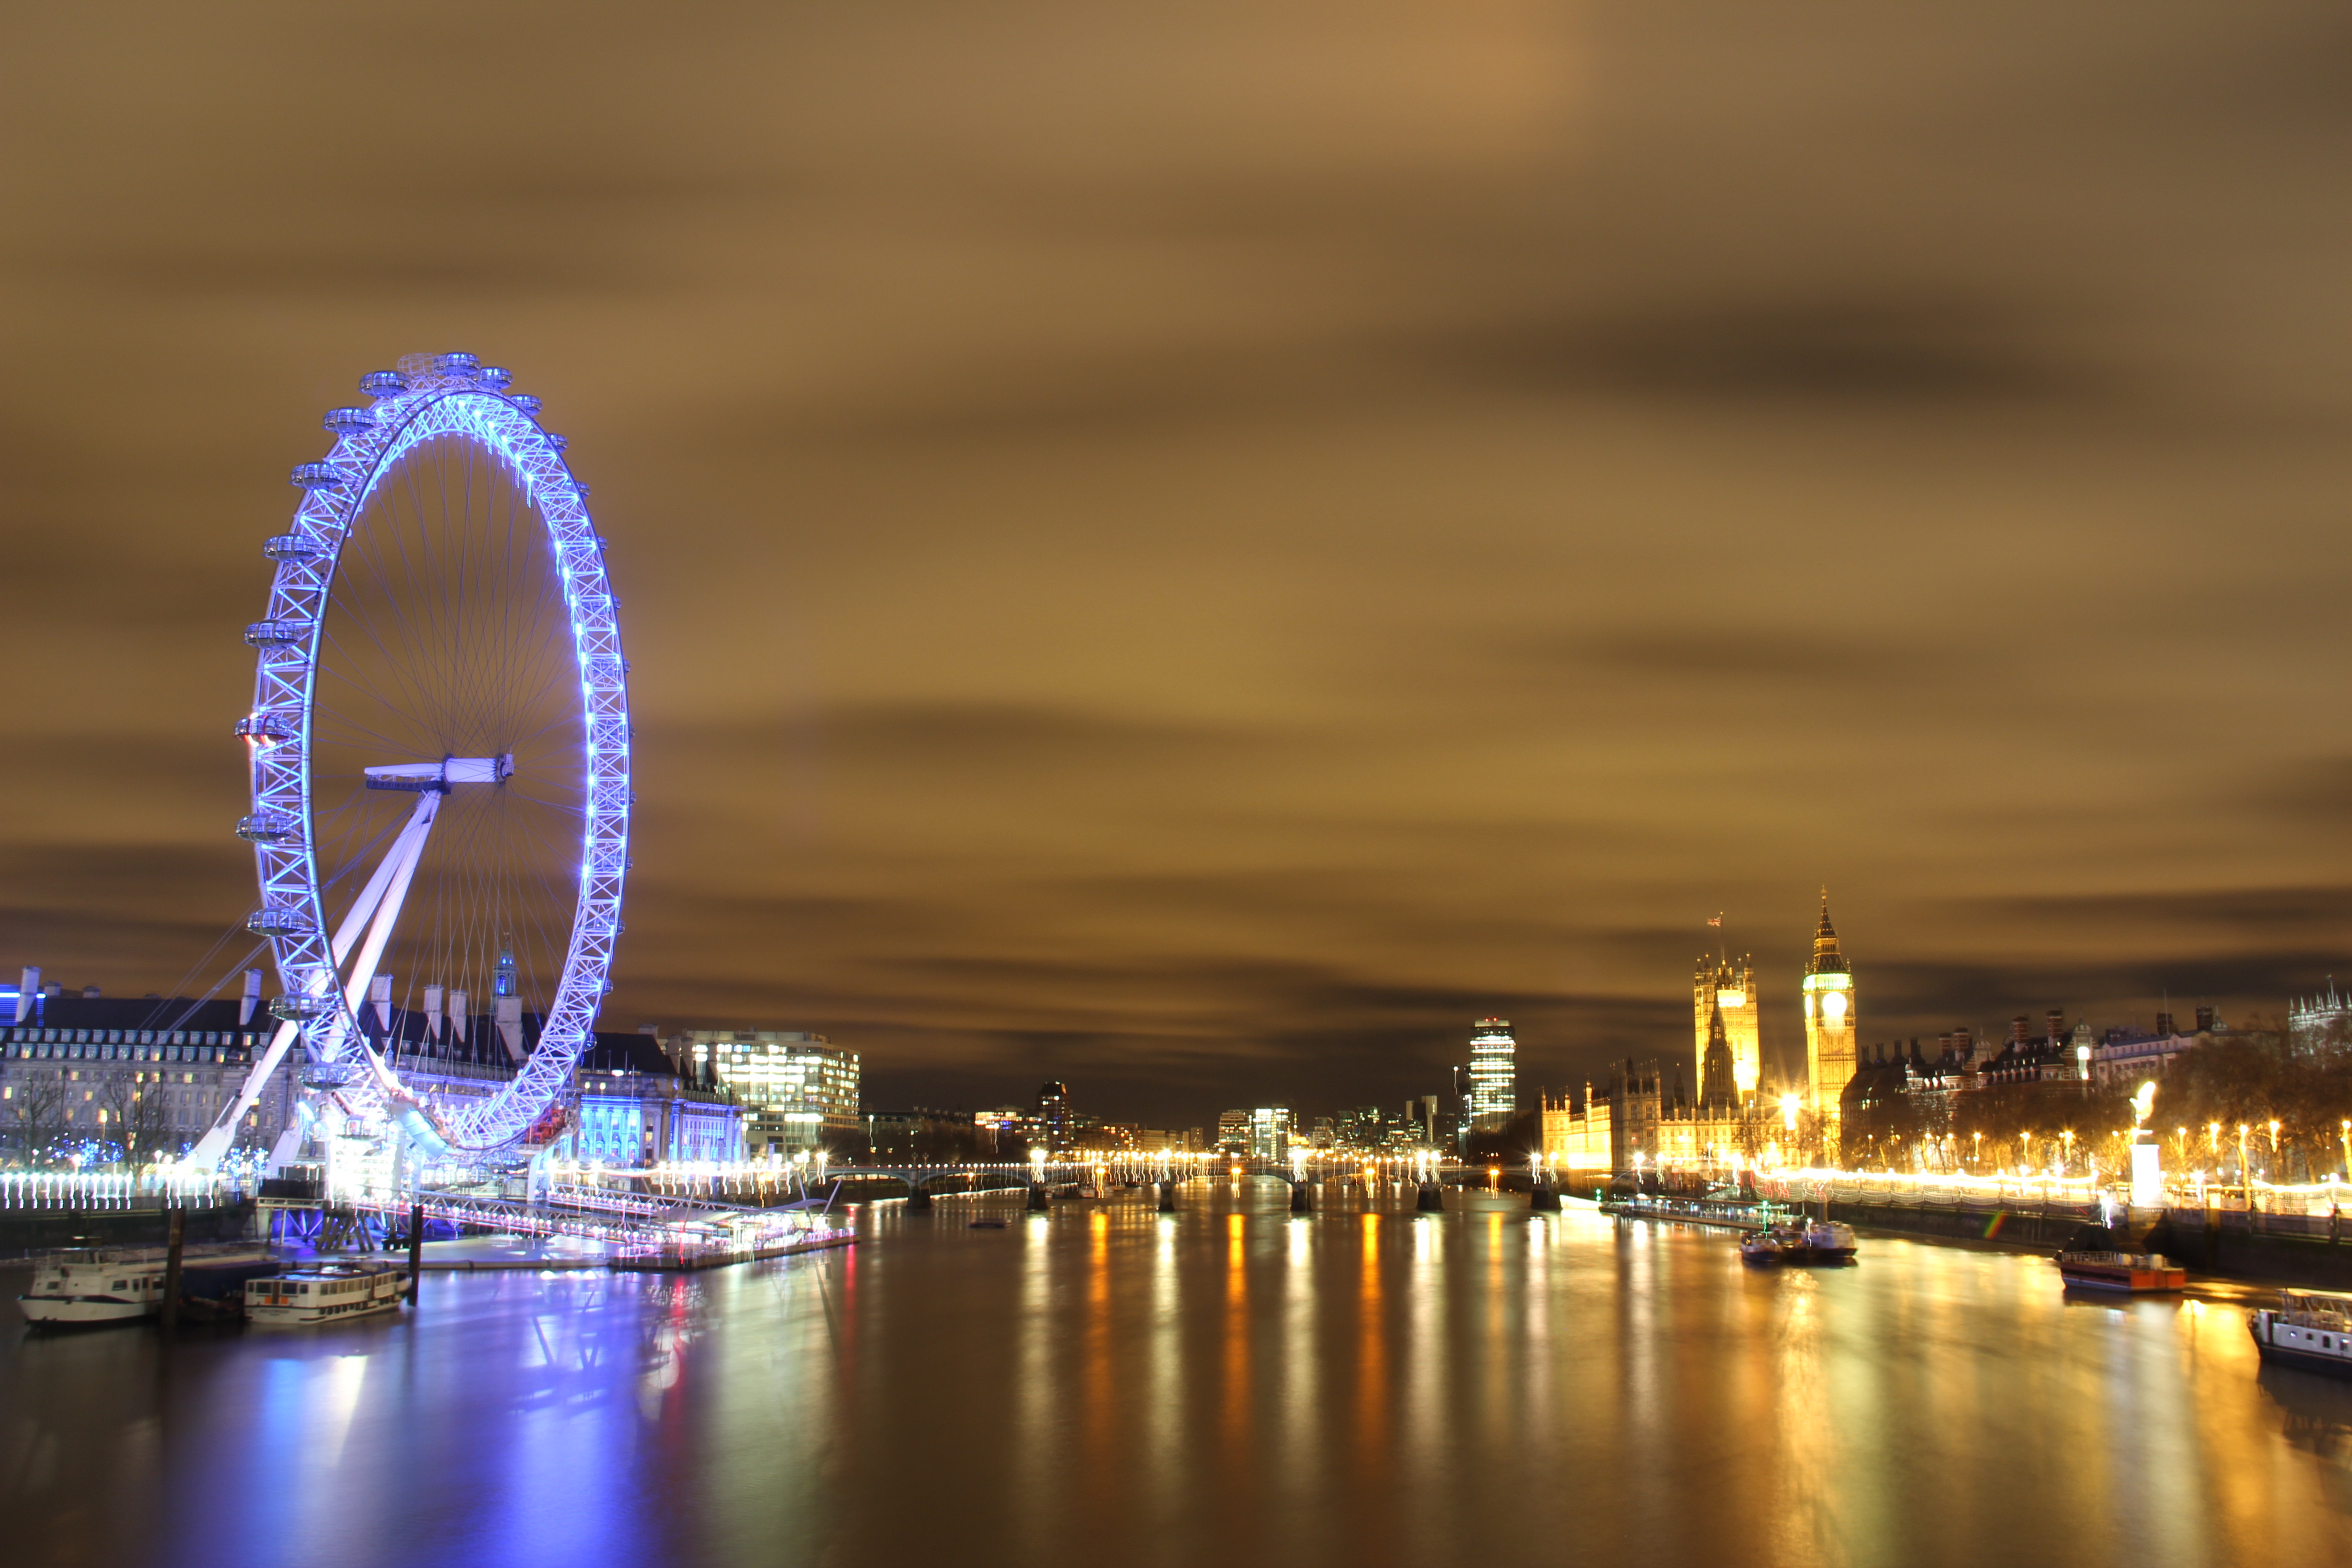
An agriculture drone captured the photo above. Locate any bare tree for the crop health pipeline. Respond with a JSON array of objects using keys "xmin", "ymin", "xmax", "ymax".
[
  {"xmin": 99, "ymin": 1071, "xmax": 174, "ymax": 1166},
  {"xmin": 5, "ymin": 1072, "xmax": 69, "ymax": 1166}
]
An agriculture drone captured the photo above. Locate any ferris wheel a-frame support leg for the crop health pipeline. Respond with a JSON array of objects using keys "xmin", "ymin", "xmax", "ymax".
[{"xmin": 188, "ymin": 790, "xmax": 444, "ymax": 1169}]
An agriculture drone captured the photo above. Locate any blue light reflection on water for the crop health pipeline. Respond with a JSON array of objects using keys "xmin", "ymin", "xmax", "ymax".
[{"xmin": 6, "ymin": 1184, "xmax": 2352, "ymax": 1568}]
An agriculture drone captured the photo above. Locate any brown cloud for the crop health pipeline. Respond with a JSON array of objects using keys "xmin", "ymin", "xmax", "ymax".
[{"xmin": 4, "ymin": 2, "xmax": 2350, "ymax": 1129}]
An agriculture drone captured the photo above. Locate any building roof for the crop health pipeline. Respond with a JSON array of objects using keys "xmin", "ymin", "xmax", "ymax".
[{"xmin": 7, "ymin": 994, "xmax": 259, "ymax": 1037}]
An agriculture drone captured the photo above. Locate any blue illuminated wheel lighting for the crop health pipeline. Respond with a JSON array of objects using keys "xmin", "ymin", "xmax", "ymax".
[{"xmin": 239, "ymin": 351, "xmax": 631, "ymax": 1156}]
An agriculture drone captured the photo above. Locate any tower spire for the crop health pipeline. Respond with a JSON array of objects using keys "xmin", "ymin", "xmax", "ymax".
[{"xmin": 1810, "ymin": 890, "xmax": 1844, "ymax": 971}]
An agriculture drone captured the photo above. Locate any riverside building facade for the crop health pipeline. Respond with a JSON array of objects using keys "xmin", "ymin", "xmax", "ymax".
[
  {"xmin": 666, "ymin": 1030, "xmax": 858, "ymax": 1156},
  {"xmin": 1693, "ymin": 955, "xmax": 1760, "ymax": 1103}
]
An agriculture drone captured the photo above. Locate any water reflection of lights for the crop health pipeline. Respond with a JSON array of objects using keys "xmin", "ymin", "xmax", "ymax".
[{"xmin": 23, "ymin": 1188, "xmax": 2352, "ymax": 1564}]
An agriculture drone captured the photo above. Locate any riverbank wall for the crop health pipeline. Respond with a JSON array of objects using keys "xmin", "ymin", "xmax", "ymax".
[
  {"xmin": 1828, "ymin": 1198, "xmax": 2352, "ymax": 1289},
  {"xmin": 1827, "ymin": 1198, "xmax": 2092, "ymax": 1252},
  {"xmin": 0, "ymin": 1202, "xmax": 257, "ymax": 1257}
]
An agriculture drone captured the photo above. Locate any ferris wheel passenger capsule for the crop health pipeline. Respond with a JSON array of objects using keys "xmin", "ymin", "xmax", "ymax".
[
  {"xmin": 507, "ymin": 393, "xmax": 541, "ymax": 416},
  {"xmin": 262, "ymin": 534, "xmax": 324, "ymax": 562},
  {"xmin": 290, "ymin": 462, "xmax": 343, "ymax": 491},
  {"xmin": 244, "ymin": 620, "xmax": 310, "ymax": 648},
  {"xmin": 322, "ymin": 407, "xmax": 374, "ymax": 440},
  {"xmin": 476, "ymin": 365, "xmax": 513, "ymax": 390},
  {"xmin": 247, "ymin": 906, "xmax": 317, "ymax": 939},
  {"xmin": 235, "ymin": 811, "xmax": 299, "ymax": 843},
  {"xmin": 432, "ymin": 351, "xmax": 479, "ymax": 377},
  {"xmin": 544, "ymin": 432, "xmax": 568, "ymax": 452},
  {"xmin": 359, "ymin": 370, "xmax": 406, "ymax": 398},
  {"xmin": 233, "ymin": 712, "xmax": 294, "ymax": 741}
]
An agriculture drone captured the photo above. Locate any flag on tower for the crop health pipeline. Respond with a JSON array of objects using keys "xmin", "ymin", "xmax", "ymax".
[{"xmin": 1706, "ymin": 913, "xmax": 1722, "ymax": 927}]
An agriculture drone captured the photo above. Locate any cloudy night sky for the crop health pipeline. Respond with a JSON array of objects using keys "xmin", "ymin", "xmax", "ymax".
[{"xmin": 2, "ymin": 2, "xmax": 2348, "ymax": 1128}]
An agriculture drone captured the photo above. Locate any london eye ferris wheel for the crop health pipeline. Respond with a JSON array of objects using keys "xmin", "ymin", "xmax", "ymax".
[{"xmin": 192, "ymin": 352, "xmax": 630, "ymax": 1165}]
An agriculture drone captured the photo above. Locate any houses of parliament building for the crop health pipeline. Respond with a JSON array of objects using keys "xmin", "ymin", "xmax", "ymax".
[{"xmin": 1541, "ymin": 895, "xmax": 1859, "ymax": 1173}]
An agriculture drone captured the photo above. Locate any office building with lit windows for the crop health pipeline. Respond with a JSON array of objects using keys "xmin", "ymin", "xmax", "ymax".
[
  {"xmin": 1468, "ymin": 1017, "xmax": 1516, "ymax": 1130},
  {"xmin": 666, "ymin": 1029, "xmax": 858, "ymax": 1155}
]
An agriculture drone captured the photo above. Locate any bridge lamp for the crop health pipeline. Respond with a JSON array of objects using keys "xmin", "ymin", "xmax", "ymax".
[{"xmin": 1030, "ymin": 1147, "xmax": 1048, "ymax": 1182}]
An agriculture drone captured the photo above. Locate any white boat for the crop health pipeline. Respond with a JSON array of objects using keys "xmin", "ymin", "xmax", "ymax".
[
  {"xmin": 2249, "ymin": 1290, "xmax": 2352, "ymax": 1380},
  {"xmin": 18, "ymin": 1245, "xmax": 274, "ymax": 1328},
  {"xmin": 245, "ymin": 1263, "xmax": 407, "ymax": 1326}
]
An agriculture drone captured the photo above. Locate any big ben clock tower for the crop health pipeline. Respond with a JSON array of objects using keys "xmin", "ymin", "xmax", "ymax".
[{"xmin": 1802, "ymin": 892, "xmax": 1857, "ymax": 1150}]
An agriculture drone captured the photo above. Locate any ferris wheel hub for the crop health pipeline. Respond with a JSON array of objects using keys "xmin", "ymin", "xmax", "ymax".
[{"xmin": 363, "ymin": 755, "xmax": 516, "ymax": 793}]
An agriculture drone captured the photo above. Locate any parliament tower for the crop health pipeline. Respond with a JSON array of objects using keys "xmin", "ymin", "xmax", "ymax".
[
  {"xmin": 1801, "ymin": 892, "xmax": 1857, "ymax": 1137},
  {"xmin": 1693, "ymin": 951, "xmax": 1760, "ymax": 1103}
]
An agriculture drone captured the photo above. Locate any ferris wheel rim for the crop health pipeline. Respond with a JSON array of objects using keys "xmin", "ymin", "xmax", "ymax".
[{"xmin": 240, "ymin": 353, "xmax": 630, "ymax": 1157}]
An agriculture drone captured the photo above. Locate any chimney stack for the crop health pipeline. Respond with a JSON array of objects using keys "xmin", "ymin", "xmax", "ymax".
[
  {"xmin": 2045, "ymin": 1009, "xmax": 2064, "ymax": 1044},
  {"xmin": 15, "ymin": 966, "xmax": 37, "ymax": 1026},
  {"xmin": 495, "ymin": 995, "xmax": 525, "ymax": 1062},
  {"xmin": 2155, "ymin": 1010, "xmax": 2175, "ymax": 1037},
  {"xmin": 2194, "ymin": 1005, "xmax": 2214, "ymax": 1033},
  {"xmin": 2010, "ymin": 1015, "xmax": 2030, "ymax": 1049},
  {"xmin": 1955, "ymin": 1026, "xmax": 1974, "ymax": 1062}
]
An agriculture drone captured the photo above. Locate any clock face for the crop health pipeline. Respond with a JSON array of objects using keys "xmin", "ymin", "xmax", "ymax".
[{"xmin": 1823, "ymin": 990, "xmax": 1849, "ymax": 1023}]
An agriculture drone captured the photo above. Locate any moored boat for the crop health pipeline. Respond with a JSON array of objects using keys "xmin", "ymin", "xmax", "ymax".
[
  {"xmin": 1740, "ymin": 1220, "xmax": 1857, "ymax": 1267},
  {"xmin": 2249, "ymin": 1290, "xmax": 2352, "ymax": 1378},
  {"xmin": 1740, "ymin": 1225, "xmax": 1803, "ymax": 1264},
  {"xmin": 2053, "ymin": 1251, "xmax": 2187, "ymax": 1293},
  {"xmin": 244, "ymin": 1263, "xmax": 407, "ymax": 1326},
  {"xmin": 18, "ymin": 1245, "xmax": 275, "ymax": 1328}
]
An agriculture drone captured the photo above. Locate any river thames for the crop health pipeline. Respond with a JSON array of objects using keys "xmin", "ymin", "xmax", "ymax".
[{"xmin": 5, "ymin": 1185, "xmax": 2350, "ymax": 1567}]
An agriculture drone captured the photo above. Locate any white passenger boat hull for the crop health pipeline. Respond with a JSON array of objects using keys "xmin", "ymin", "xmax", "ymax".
[
  {"xmin": 17, "ymin": 1294, "xmax": 157, "ymax": 1325},
  {"xmin": 17, "ymin": 1243, "xmax": 274, "ymax": 1328}
]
